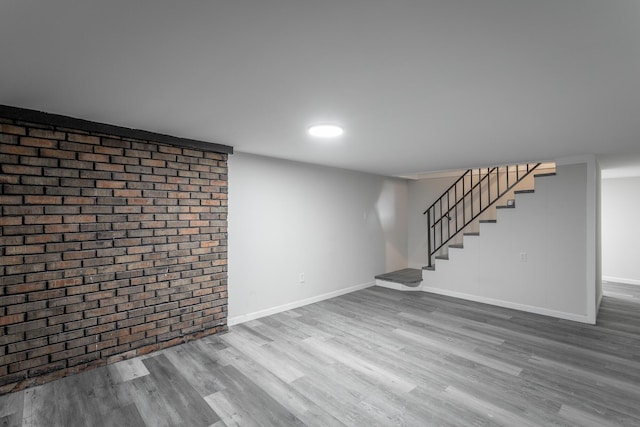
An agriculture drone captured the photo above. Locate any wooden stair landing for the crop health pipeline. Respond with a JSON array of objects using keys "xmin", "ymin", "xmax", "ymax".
[{"xmin": 374, "ymin": 268, "xmax": 423, "ymax": 287}]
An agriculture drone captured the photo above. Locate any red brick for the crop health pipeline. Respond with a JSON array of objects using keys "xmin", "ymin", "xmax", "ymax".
[
  {"xmin": 0, "ymin": 124, "xmax": 26, "ymax": 135},
  {"xmin": 64, "ymin": 196, "xmax": 97, "ymax": 205},
  {"xmin": 0, "ymin": 255, "xmax": 22, "ymax": 266},
  {"xmin": 24, "ymin": 195, "xmax": 62, "ymax": 205},
  {"xmin": 0, "ymin": 195, "xmax": 22, "ymax": 205},
  {"xmin": 1, "ymin": 144, "xmax": 37, "ymax": 156},
  {"xmin": 77, "ymin": 152, "xmax": 108, "ymax": 163},
  {"xmin": 94, "ymin": 146, "xmax": 122, "ymax": 155},
  {"xmin": 25, "ymin": 234, "xmax": 62, "ymax": 244},
  {"xmin": 6, "ymin": 282, "xmax": 46, "ymax": 294},
  {"xmin": 1, "ymin": 164, "xmax": 41, "ymax": 175},
  {"xmin": 28, "ymin": 289, "xmax": 65, "ymax": 302},
  {"xmin": 95, "ymin": 163, "xmax": 125, "ymax": 172},
  {"xmin": 0, "ymin": 313, "xmax": 25, "ymax": 326},
  {"xmin": 67, "ymin": 133, "xmax": 99, "ymax": 144},
  {"xmin": 24, "ymin": 215, "xmax": 63, "ymax": 225},
  {"xmin": 28, "ymin": 129, "xmax": 65, "ymax": 139},
  {"xmin": 40, "ymin": 148, "xmax": 76, "ymax": 159}
]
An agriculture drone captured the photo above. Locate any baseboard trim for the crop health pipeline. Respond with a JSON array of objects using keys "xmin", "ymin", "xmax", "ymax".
[
  {"xmin": 603, "ymin": 276, "xmax": 640, "ymax": 286},
  {"xmin": 228, "ymin": 281, "xmax": 376, "ymax": 326},
  {"xmin": 421, "ymin": 286, "xmax": 593, "ymax": 324}
]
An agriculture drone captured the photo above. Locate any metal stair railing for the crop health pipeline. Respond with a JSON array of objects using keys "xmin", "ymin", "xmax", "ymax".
[{"xmin": 423, "ymin": 162, "xmax": 541, "ymax": 268}]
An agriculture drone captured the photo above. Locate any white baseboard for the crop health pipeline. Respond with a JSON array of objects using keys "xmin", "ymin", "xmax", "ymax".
[
  {"xmin": 228, "ymin": 281, "xmax": 375, "ymax": 326},
  {"xmin": 602, "ymin": 276, "xmax": 640, "ymax": 286},
  {"xmin": 421, "ymin": 286, "xmax": 593, "ymax": 324},
  {"xmin": 375, "ymin": 279, "xmax": 423, "ymax": 291}
]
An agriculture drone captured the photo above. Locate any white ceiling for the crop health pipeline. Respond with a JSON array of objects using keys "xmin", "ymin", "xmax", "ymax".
[{"xmin": 1, "ymin": 0, "xmax": 639, "ymax": 177}]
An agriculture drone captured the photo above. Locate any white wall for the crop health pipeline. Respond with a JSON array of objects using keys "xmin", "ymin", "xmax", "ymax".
[
  {"xmin": 602, "ymin": 176, "xmax": 640, "ymax": 285},
  {"xmin": 228, "ymin": 152, "xmax": 408, "ymax": 324},
  {"xmin": 419, "ymin": 160, "xmax": 599, "ymax": 323}
]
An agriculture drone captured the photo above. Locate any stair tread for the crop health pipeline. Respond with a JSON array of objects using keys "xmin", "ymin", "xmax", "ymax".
[
  {"xmin": 374, "ymin": 268, "xmax": 422, "ymax": 285},
  {"xmin": 496, "ymin": 205, "xmax": 515, "ymax": 209},
  {"xmin": 535, "ymin": 172, "xmax": 556, "ymax": 178},
  {"xmin": 435, "ymin": 254, "xmax": 449, "ymax": 260},
  {"xmin": 464, "ymin": 232, "xmax": 480, "ymax": 236},
  {"xmin": 479, "ymin": 219, "xmax": 497, "ymax": 223},
  {"xmin": 423, "ymin": 266, "xmax": 435, "ymax": 271},
  {"xmin": 515, "ymin": 189, "xmax": 535, "ymax": 194},
  {"xmin": 449, "ymin": 244, "xmax": 464, "ymax": 249}
]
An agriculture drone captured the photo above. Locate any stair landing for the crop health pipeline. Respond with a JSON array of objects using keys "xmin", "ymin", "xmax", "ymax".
[{"xmin": 374, "ymin": 268, "xmax": 423, "ymax": 287}]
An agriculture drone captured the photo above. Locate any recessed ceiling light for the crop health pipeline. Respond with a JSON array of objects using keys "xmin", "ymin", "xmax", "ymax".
[{"xmin": 308, "ymin": 124, "xmax": 344, "ymax": 138}]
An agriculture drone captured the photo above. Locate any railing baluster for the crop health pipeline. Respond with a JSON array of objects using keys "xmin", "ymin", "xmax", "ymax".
[
  {"xmin": 454, "ymin": 183, "xmax": 458, "ymax": 235},
  {"xmin": 487, "ymin": 167, "xmax": 491, "ymax": 205},
  {"xmin": 462, "ymin": 177, "xmax": 466, "ymax": 226},
  {"xmin": 448, "ymin": 191, "xmax": 451, "ymax": 240},
  {"xmin": 479, "ymin": 169, "xmax": 482, "ymax": 211},
  {"xmin": 427, "ymin": 210, "xmax": 432, "ymax": 268},
  {"xmin": 471, "ymin": 172, "xmax": 474, "ymax": 219}
]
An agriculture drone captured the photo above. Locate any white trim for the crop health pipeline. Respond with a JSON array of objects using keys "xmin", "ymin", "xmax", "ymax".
[
  {"xmin": 584, "ymin": 155, "xmax": 598, "ymax": 324},
  {"xmin": 603, "ymin": 276, "xmax": 640, "ymax": 286},
  {"xmin": 420, "ymin": 286, "xmax": 593, "ymax": 324},
  {"xmin": 596, "ymin": 291, "xmax": 603, "ymax": 313},
  {"xmin": 227, "ymin": 281, "xmax": 375, "ymax": 326},
  {"xmin": 375, "ymin": 279, "xmax": 423, "ymax": 291}
]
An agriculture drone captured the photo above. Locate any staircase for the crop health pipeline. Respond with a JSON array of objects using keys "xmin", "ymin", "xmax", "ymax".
[
  {"xmin": 423, "ymin": 162, "xmax": 555, "ymax": 270},
  {"xmin": 375, "ymin": 161, "xmax": 556, "ymax": 287}
]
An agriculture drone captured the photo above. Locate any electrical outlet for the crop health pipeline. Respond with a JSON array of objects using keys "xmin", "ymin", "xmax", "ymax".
[
  {"xmin": 520, "ymin": 252, "xmax": 527, "ymax": 262},
  {"xmin": 299, "ymin": 273, "xmax": 305, "ymax": 283}
]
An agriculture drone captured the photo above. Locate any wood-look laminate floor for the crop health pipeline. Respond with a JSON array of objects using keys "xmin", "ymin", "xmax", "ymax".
[{"xmin": 2, "ymin": 281, "xmax": 640, "ymax": 427}]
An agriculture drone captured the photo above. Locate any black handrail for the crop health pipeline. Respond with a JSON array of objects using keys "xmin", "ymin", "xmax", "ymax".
[{"xmin": 423, "ymin": 162, "xmax": 541, "ymax": 268}]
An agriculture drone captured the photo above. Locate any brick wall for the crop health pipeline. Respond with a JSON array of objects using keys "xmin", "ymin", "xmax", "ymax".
[{"xmin": 0, "ymin": 111, "xmax": 230, "ymax": 394}]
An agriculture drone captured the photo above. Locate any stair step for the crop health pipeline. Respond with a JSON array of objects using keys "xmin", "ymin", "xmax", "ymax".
[
  {"xmin": 464, "ymin": 232, "xmax": 480, "ymax": 236},
  {"xmin": 479, "ymin": 219, "xmax": 497, "ymax": 223},
  {"xmin": 435, "ymin": 254, "xmax": 449, "ymax": 260},
  {"xmin": 374, "ymin": 268, "xmax": 422, "ymax": 286},
  {"xmin": 423, "ymin": 265, "xmax": 435, "ymax": 271},
  {"xmin": 535, "ymin": 172, "xmax": 556, "ymax": 178},
  {"xmin": 515, "ymin": 189, "xmax": 535, "ymax": 194},
  {"xmin": 449, "ymin": 243, "xmax": 464, "ymax": 249},
  {"xmin": 496, "ymin": 205, "xmax": 515, "ymax": 209}
]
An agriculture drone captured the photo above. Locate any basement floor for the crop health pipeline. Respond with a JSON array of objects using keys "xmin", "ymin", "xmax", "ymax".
[{"xmin": 1, "ymin": 281, "xmax": 639, "ymax": 426}]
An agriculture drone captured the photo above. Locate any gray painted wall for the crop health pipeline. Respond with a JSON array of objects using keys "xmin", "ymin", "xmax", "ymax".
[
  {"xmin": 602, "ymin": 176, "xmax": 640, "ymax": 285},
  {"xmin": 228, "ymin": 152, "xmax": 408, "ymax": 323}
]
